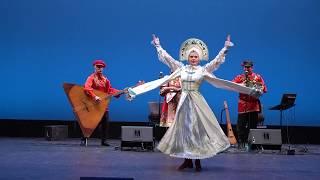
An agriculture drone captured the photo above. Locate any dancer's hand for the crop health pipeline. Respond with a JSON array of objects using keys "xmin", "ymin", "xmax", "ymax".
[
  {"xmin": 137, "ymin": 80, "xmax": 145, "ymax": 86},
  {"xmin": 125, "ymin": 94, "xmax": 133, "ymax": 101},
  {"xmin": 125, "ymin": 88, "xmax": 137, "ymax": 101},
  {"xmin": 125, "ymin": 92, "xmax": 135, "ymax": 101},
  {"xmin": 151, "ymin": 34, "xmax": 161, "ymax": 47},
  {"xmin": 224, "ymin": 34, "xmax": 234, "ymax": 48}
]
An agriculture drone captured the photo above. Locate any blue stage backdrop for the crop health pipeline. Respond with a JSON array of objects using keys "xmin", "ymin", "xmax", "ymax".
[{"xmin": 1, "ymin": 0, "xmax": 319, "ymax": 126}]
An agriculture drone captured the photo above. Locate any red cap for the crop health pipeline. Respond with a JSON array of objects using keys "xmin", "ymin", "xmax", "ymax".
[{"xmin": 92, "ymin": 60, "xmax": 106, "ymax": 68}]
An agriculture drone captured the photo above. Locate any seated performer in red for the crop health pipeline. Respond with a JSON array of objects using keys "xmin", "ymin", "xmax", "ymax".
[
  {"xmin": 232, "ymin": 60, "xmax": 267, "ymax": 150},
  {"xmin": 82, "ymin": 59, "xmax": 122, "ymax": 146}
]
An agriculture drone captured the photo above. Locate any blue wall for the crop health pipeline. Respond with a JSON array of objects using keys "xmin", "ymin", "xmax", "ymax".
[{"xmin": 1, "ymin": 0, "xmax": 319, "ymax": 126}]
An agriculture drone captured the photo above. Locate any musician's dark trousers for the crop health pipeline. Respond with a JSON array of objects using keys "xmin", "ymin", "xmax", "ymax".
[
  {"xmin": 99, "ymin": 111, "xmax": 109, "ymax": 142},
  {"xmin": 237, "ymin": 111, "xmax": 259, "ymax": 144},
  {"xmin": 81, "ymin": 111, "xmax": 109, "ymax": 144}
]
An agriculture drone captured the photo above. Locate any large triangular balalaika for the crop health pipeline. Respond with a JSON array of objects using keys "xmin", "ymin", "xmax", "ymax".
[{"xmin": 63, "ymin": 83, "xmax": 111, "ymax": 138}]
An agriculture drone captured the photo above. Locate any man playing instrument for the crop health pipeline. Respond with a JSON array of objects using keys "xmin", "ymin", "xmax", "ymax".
[
  {"xmin": 82, "ymin": 59, "xmax": 122, "ymax": 146},
  {"xmin": 232, "ymin": 60, "xmax": 267, "ymax": 150}
]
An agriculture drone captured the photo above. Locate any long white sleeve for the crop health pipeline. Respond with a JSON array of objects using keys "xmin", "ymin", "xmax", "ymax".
[
  {"xmin": 204, "ymin": 47, "xmax": 228, "ymax": 73},
  {"xmin": 155, "ymin": 46, "xmax": 184, "ymax": 72},
  {"xmin": 128, "ymin": 69, "xmax": 181, "ymax": 98},
  {"xmin": 204, "ymin": 71, "xmax": 256, "ymax": 95}
]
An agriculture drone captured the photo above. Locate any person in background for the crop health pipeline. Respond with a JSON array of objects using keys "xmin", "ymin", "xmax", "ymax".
[
  {"xmin": 159, "ymin": 76, "xmax": 181, "ymax": 128},
  {"xmin": 232, "ymin": 60, "xmax": 267, "ymax": 150}
]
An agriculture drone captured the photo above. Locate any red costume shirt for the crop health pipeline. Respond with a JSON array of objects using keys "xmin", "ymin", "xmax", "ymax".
[
  {"xmin": 84, "ymin": 73, "xmax": 120, "ymax": 111},
  {"xmin": 233, "ymin": 73, "xmax": 267, "ymax": 113}
]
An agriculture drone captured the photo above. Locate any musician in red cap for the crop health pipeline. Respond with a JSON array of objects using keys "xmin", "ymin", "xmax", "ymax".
[
  {"xmin": 82, "ymin": 59, "xmax": 122, "ymax": 146},
  {"xmin": 232, "ymin": 60, "xmax": 267, "ymax": 150}
]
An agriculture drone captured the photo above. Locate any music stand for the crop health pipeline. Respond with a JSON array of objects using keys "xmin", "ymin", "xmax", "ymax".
[{"xmin": 269, "ymin": 93, "xmax": 296, "ymax": 127}]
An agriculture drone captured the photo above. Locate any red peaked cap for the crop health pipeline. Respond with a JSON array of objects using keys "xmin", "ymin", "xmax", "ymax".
[{"xmin": 92, "ymin": 59, "xmax": 106, "ymax": 68}]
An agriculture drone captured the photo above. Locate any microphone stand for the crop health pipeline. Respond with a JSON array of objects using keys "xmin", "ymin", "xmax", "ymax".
[
  {"xmin": 158, "ymin": 72, "xmax": 163, "ymax": 126},
  {"xmin": 243, "ymin": 71, "xmax": 251, "ymax": 151},
  {"xmin": 220, "ymin": 108, "xmax": 226, "ymax": 124}
]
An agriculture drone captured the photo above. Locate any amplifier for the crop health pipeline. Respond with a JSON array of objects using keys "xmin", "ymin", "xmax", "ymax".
[
  {"xmin": 44, "ymin": 125, "xmax": 68, "ymax": 141},
  {"xmin": 121, "ymin": 126, "xmax": 153, "ymax": 142},
  {"xmin": 248, "ymin": 129, "xmax": 282, "ymax": 150},
  {"xmin": 121, "ymin": 126, "xmax": 154, "ymax": 151}
]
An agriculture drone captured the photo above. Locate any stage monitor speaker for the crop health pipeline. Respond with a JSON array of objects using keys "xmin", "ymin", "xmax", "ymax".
[
  {"xmin": 248, "ymin": 129, "xmax": 282, "ymax": 150},
  {"xmin": 121, "ymin": 126, "xmax": 154, "ymax": 151},
  {"xmin": 44, "ymin": 125, "xmax": 68, "ymax": 141}
]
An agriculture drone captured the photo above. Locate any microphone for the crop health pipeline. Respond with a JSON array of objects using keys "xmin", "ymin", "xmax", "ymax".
[{"xmin": 244, "ymin": 70, "xmax": 250, "ymax": 87}]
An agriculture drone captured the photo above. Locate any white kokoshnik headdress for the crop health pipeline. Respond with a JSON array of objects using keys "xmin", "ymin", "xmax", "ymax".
[{"xmin": 179, "ymin": 38, "xmax": 209, "ymax": 61}]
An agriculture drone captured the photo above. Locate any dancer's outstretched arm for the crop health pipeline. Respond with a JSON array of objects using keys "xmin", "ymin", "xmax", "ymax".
[
  {"xmin": 151, "ymin": 34, "xmax": 183, "ymax": 72},
  {"xmin": 204, "ymin": 35, "xmax": 234, "ymax": 73}
]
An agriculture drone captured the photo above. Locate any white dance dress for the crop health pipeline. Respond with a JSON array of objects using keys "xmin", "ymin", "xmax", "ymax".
[{"xmin": 128, "ymin": 46, "xmax": 258, "ymax": 159}]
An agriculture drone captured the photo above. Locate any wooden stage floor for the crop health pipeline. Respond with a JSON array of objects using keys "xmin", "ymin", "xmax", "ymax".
[{"xmin": 0, "ymin": 138, "xmax": 319, "ymax": 180}]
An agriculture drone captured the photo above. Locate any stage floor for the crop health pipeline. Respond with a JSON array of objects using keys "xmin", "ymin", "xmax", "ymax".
[{"xmin": 1, "ymin": 138, "xmax": 320, "ymax": 180}]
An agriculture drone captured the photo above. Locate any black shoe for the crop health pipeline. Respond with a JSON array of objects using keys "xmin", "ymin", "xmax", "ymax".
[
  {"xmin": 178, "ymin": 159, "xmax": 193, "ymax": 170},
  {"xmin": 80, "ymin": 137, "xmax": 88, "ymax": 146},
  {"xmin": 101, "ymin": 141, "xmax": 110, "ymax": 146}
]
